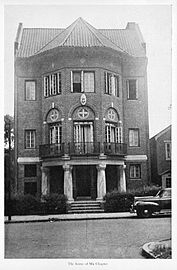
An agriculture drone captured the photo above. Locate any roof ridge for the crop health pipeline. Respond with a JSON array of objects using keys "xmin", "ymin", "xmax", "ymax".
[
  {"xmin": 59, "ymin": 18, "xmax": 81, "ymax": 46},
  {"xmin": 80, "ymin": 18, "xmax": 129, "ymax": 54}
]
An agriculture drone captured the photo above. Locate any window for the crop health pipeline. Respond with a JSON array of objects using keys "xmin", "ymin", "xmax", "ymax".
[
  {"xmin": 24, "ymin": 164, "xmax": 37, "ymax": 177},
  {"xmin": 25, "ymin": 81, "xmax": 36, "ymax": 100},
  {"xmin": 44, "ymin": 72, "xmax": 61, "ymax": 97},
  {"xmin": 24, "ymin": 182, "xmax": 37, "ymax": 196},
  {"xmin": 71, "ymin": 71, "xmax": 95, "ymax": 93},
  {"xmin": 49, "ymin": 123, "xmax": 62, "ymax": 144},
  {"xmin": 127, "ymin": 79, "xmax": 138, "ymax": 100},
  {"xmin": 166, "ymin": 178, "xmax": 171, "ymax": 188},
  {"xmin": 25, "ymin": 130, "xmax": 36, "ymax": 149},
  {"xmin": 130, "ymin": 164, "xmax": 141, "ymax": 179},
  {"xmin": 104, "ymin": 72, "xmax": 119, "ymax": 97},
  {"xmin": 105, "ymin": 123, "xmax": 122, "ymax": 143},
  {"xmin": 165, "ymin": 142, "xmax": 171, "ymax": 160},
  {"xmin": 129, "ymin": 129, "xmax": 140, "ymax": 146}
]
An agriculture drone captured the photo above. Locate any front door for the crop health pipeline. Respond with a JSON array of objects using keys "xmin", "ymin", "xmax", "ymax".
[{"xmin": 75, "ymin": 166, "xmax": 91, "ymax": 197}]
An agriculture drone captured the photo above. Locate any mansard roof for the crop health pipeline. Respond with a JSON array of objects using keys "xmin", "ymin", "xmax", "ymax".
[{"xmin": 16, "ymin": 17, "xmax": 146, "ymax": 58}]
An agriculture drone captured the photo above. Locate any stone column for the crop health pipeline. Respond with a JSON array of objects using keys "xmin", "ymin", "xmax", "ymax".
[
  {"xmin": 63, "ymin": 164, "xmax": 73, "ymax": 201},
  {"xmin": 96, "ymin": 163, "xmax": 106, "ymax": 201},
  {"xmin": 119, "ymin": 164, "xmax": 126, "ymax": 192},
  {"xmin": 41, "ymin": 167, "xmax": 50, "ymax": 196}
]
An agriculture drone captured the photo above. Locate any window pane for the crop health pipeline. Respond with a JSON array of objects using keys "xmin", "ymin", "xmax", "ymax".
[
  {"xmin": 84, "ymin": 72, "xmax": 94, "ymax": 92},
  {"xmin": 26, "ymin": 81, "xmax": 35, "ymax": 100},
  {"xmin": 25, "ymin": 130, "xmax": 36, "ymax": 148},
  {"xmin": 128, "ymin": 79, "xmax": 137, "ymax": 100},
  {"xmin": 129, "ymin": 129, "xmax": 139, "ymax": 146},
  {"xmin": 24, "ymin": 165, "xmax": 37, "ymax": 177}
]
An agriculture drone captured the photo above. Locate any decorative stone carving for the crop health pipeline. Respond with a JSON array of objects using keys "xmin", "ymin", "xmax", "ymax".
[{"xmin": 80, "ymin": 93, "xmax": 86, "ymax": 105}]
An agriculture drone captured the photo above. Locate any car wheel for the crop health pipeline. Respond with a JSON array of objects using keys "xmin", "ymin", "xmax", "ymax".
[{"xmin": 137, "ymin": 208, "xmax": 152, "ymax": 218}]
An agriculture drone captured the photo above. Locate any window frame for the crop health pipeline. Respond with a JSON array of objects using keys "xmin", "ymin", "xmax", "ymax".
[
  {"xmin": 25, "ymin": 130, "xmax": 36, "ymax": 149},
  {"xmin": 49, "ymin": 122, "xmax": 62, "ymax": 144},
  {"xmin": 71, "ymin": 70, "xmax": 95, "ymax": 93},
  {"xmin": 104, "ymin": 71, "xmax": 120, "ymax": 97},
  {"xmin": 129, "ymin": 164, "xmax": 141, "ymax": 179},
  {"xmin": 24, "ymin": 164, "xmax": 37, "ymax": 177},
  {"xmin": 44, "ymin": 72, "xmax": 61, "ymax": 98},
  {"xmin": 25, "ymin": 80, "xmax": 36, "ymax": 101},
  {"xmin": 128, "ymin": 128, "xmax": 140, "ymax": 147},
  {"xmin": 165, "ymin": 141, "xmax": 171, "ymax": 160},
  {"xmin": 127, "ymin": 79, "xmax": 138, "ymax": 100}
]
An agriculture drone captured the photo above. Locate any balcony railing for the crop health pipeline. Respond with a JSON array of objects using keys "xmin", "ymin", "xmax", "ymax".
[
  {"xmin": 104, "ymin": 142, "xmax": 127, "ymax": 155},
  {"xmin": 39, "ymin": 143, "xmax": 64, "ymax": 158},
  {"xmin": 69, "ymin": 142, "xmax": 100, "ymax": 156},
  {"xmin": 39, "ymin": 142, "xmax": 127, "ymax": 158}
]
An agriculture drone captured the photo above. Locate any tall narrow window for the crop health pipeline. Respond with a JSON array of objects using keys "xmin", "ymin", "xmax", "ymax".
[
  {"xmin": 44, "ymin": 72, "xmax": 61, "ymax": 97},
  {"xmin": 127, "ymin": 79, "xmax": 138, "ymax": 100},
  {"xmin": 165, "ymin": 142, "xmax": 171, "ymax": 160},
  {"xmin": 129, "ymin": 164, "xmax": 141, "ymax": 179},
  {"xmin": 25, "ymin": 130, "xmax": 36, "ymax": 149},
  {"xmin": 25, "ymin": 81, "xmax": 36, "ymax": 100},
  {"xmin": 105, "ymin": 123, "xmax": 122, "ymax": 143},
  {"xmin": 49, "ymin": 123, "xmax": 62, "ymax": 144},
  {"xmin": 129, "ymin": 129, "xmax": 140, "ymax": 146},
  {"xmin": 104, "ymin": 72, "xmax": 119, "ymax": 97}
]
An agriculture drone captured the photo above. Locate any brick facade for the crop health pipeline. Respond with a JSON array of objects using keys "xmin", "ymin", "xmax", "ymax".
[{"xmin": 14, "ymin": 18, "xmax": 150, "ymax": 199}]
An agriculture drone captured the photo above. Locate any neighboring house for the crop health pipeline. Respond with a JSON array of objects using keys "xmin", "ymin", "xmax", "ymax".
[
  {"xmin": 14, "ymin": 17, "xmax": 150, "ymax": 202},
  {"xmin": 150, "ymin": 125, "xmax": 171, "ymax": 188}
]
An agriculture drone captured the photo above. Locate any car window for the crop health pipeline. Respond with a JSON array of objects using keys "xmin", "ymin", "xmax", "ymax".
[{"xmin": 156, "ymin": 189, "xmax": 171, "ymax": 198}]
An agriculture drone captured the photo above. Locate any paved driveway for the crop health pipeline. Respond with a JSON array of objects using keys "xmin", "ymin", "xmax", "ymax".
[{"xmin": 5, "ymin": 215, "xmax": 171, "ymax": 258}]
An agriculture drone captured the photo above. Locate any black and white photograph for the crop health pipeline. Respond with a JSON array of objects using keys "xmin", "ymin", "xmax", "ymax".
[{"xmin": 2, "ymin": 0, "xmax": 176, "ymax": 268}]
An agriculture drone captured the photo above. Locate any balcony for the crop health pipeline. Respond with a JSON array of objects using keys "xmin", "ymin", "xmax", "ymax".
[
  {"xmin": 69, "ymin": 142, "xmax": 100, "ymax": 156},
  {"xmin": 104, "ymin": 142, "xmax": 127, "ymax": 156},
  {"xmin": 39, "ymin": 142, "xmax": 127, "ymax": 158},
  {"xmin": 39, "ymin": 143, "xmax": 64, "ymax": 158}
]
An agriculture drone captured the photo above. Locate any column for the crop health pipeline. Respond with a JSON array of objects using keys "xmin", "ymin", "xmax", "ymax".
[
  {"xmin": 119, "ymin": 164, "xmax": 126, "ymax": 192},
  {"xmin": 41, "ymin": 167, "xmax": 50, "ymax": 196},
  {"xmin": 63, "ymin": 164, "xmax": 73, "ymax": 201},
  {"xmin": 96, "ymin": 163, "xmax": 106, "ymax": 201}
]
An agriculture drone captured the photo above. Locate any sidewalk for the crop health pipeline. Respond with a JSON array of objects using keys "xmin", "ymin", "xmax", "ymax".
[{"xmin": 4, "ymin": 212, "xmax": 135, "ymax": 223}]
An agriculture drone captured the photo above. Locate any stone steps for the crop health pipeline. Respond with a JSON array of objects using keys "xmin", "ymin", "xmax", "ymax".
[{"xmin": 68, "ymin": 200, "xmax": 104, "ymax": 214}]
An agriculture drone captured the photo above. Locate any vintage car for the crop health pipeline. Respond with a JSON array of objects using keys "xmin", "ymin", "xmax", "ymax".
[{"xmin": 130, "ymin": 188, "xmax": 171, "ymax": 218}]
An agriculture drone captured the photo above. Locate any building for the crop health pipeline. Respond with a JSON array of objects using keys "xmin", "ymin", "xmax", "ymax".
[
  {"xmin": 14, "ymin": 17, "xmax": 150, "ymax": 203},
  {"xmin": 150, "ymin": 125, "xmax": 171, "ymax": 188}
]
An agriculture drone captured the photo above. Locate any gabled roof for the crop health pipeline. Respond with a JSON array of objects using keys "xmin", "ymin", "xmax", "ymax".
[
  {"xmin": 16, "ymin": 17, "xmax": 146, "ymax": 58},
  {"xmin": 150, "ymin": 125, "xmax": 171, "ymax": 140}
]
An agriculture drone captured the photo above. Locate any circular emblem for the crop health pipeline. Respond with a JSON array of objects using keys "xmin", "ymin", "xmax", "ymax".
[
  {"xmin": 80, "ymin": 93, "xmax": 87, "ymax": 106},
  {"xmin": 78, "ymin": 108, "xmax": 89, "ymax": 119},
  {"xmin": 108, "ymin": 109, "xmax": 116, "ymax": 121},
  {"xmin": 50, "ymin": 109, "xmax": 59, "ymax": 121}
]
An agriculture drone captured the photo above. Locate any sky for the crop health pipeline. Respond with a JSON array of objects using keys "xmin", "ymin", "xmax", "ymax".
[{"xmin": 3, "ymin": 3, "xmax": 172, "ymax": 138}]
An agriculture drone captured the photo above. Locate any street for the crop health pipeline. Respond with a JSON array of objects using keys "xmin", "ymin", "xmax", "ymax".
[{"xmin": 5, "ymin": 215, "xmax": 171, "ymax": 258}]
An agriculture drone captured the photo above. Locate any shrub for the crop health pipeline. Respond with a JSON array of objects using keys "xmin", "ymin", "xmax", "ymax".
[
  {"xmin": 104, "ymin": 185, "xmax": 161, "ymax": 213},
  {"xmin": 41, "ymin": 193, "xmax": 67, "ymax": 214},
  {"xmin": 104, "ymin": 191, "xmax": 134, "ymax": 212},
  {"xmin": 5, "ymin": 194, "xmax": 41, "ymax": 216}
]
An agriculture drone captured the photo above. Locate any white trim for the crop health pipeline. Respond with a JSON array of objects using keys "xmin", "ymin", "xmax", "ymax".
[
  {"xmin": 18, "ymin": 157, "xmax": 41, "ymax": 163},
  {"xmin": 125, "ymin": 155, "xmax": 147, "ymax": 161}
]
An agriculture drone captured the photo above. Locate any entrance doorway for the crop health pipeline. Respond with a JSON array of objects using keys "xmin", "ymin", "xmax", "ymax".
[{"xmin": 73, "ymin": 165, "xmax": 97, "ymax": 199}]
